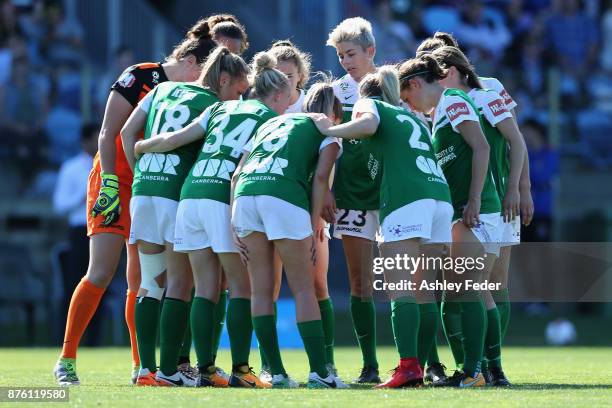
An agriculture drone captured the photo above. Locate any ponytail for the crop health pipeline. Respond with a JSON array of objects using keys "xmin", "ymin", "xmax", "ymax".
[
  {"xmin": 416, "ymin": 31, "xmax": 459, "ymax": 57},
  {"xmin": 199, "ymin": 46, "xmax": 250, "ymax": 95},
  {"xmin": 359, "ymin": 65, "xmax": 400, "ymax": 106},
  {"xmin": 249, "ymin": 51, "xmax": 290, "ymax": 99}
]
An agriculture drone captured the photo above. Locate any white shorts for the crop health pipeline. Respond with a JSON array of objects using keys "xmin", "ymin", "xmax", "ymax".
[
  {"xmin": 232, "ymin": 195, "xmax": 312, "ymax": 240},
  {"xmin": 129, "ymin": 196, "xmax": 178, "ymax": 245},
  {"xmin": 379, "ymin": 199, "xmax": 453, "ymax": 244},
  {"xmin": 453, "ymin": 212, "xmax": 502, "ymax": 255},
  {"xmin": 332, "ymin": 209, "xmax": 380, "ymax": 241},
  {"xmin": 174, "ymin": 199, "xmax": 236, "ymax": 253},
  {"xmin": 499, "ymin": 216, "xmax": 521, "ymax": 247}
]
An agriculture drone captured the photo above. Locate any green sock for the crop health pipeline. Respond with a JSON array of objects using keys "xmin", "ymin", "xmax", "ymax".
[
  {"xmin": 178, "ymin": 289, "xmax": 195, "ymax": 364},
  {"xmin": 460, "ymin": 294, "xmax": 487, "ymax": 375},
  {"xmin": 441, "ymin": 300, "xmax": 464, "ymax": 369},
  {"xmin": 350, "ymin": 296, "xmax": 378, "ymax": 368},
  {"xmin": 191, "ymin": 297, "xmax": 216, "ymax": 369},
  {"xmin": 227, "ymin": 298, "xmax": 252, "ymax": 367},
  {"xmin": 427, "ymin": 341, "xmax": 441, "ymax": 365},
  {"xmin": 485, "ymin": 307, "xmax": 502, "ymax": 368},
  {"xmin": 211, "ymin": 290, "xmax": 228, "ymax": 363},
  {"xmin": 417, "ymin": 303, "xmax": 438, "ymax": 367},
  {"xmin": 297, "ymin": 320, "xmax": 328, "ymax": 377},
  {"xmin": 135, "ymin": 297, "xmax": 160, "ymax": 372},
  {"xmin": 493, "ymin": 289, "xmax": 510, "ymax": 341},
  {"xmin": 253, "ymin": 315, "xmax": 285, "ymax": 376},
  {"xmin": 259, "ymin": 302, "xmax": 276, "ymax": 369},
  {"xmin": 318, "ymin": 298, "xmax": 335, "ymax": 366},
  {"xmin": 390, "ymin": 297, "xmax": 419, "ymax": 359},
  {"xmin": 159, "ymin": 298, "xmax": 190, "ymax": 374}
]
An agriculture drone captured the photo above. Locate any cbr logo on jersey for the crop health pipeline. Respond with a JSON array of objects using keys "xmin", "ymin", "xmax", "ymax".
[
  {"xmin": 138, "ymin": 153, "xmax": 180, "ymax": 175},
  {"xmin": 488, "ymin": 99, "xmax": 508, "ymax": 117},
  {"xmin": 117, "ymin": 72, "xmax": 135, "ymax": 88},
  {"xmin": 192, "ymin": 158, "xmax": 235, "ymax": 180},
  {"xmin": 416, "ymin": 155, "xmax": 447, "ymax": 183},
  {"xmin": 446, "ymin": 102, "xmax": 469, "ymax": 121}
]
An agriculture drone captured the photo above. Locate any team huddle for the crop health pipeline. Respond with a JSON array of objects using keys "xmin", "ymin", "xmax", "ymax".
[{"xmin": 53, "ymin": 13, "xmax": 534, "ymax": 390}]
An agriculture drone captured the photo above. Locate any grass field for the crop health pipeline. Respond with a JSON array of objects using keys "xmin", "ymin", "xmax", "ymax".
[{"xmin": 1, "ymin": 347, "xmax": 612, "ymax": 407}]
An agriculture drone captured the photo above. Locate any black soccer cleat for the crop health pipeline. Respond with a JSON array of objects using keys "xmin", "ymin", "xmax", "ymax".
[
  {"xmin": 424, "ymin": 363, "xmax": 448, "ymax": 383},
  {"xmin": 354, "ymin": 365, "xmax": 381, "ymax": 384},
  {"xmin": 488, "ymin": 366, "xmax": 511, "ymax": 387},
  {"xmin": 431, "ymin": 369, "xmax": 463, "ymax": 387}
]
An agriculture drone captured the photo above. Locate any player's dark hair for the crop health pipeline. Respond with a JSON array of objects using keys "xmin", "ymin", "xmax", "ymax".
[
  {"xmin": 249, "ymin": 51, "xmax": 290, "ymax": 100},
  {"xmin": 431, "ymin": 46, "xmax": 482, "ymax": 89},
  {"xmin": 359, "ymin": 65, "xmax": 400, "ymax": 106},
  {"xmin": 398, "ymin": 54, "xmax": 447, "ymax": 90},
  {"xmin": 199, "ymin": 46, "xmax": 250, "ymax": 95},
  {"xmin": 269, "ymin": 40, "xmax": 311, "ymax": 89},
  {"xmin": 304, "ymin": 81, "xmax": 342, "ymax": 120},
  {"xmin": 416, "ymin": 31, "xmax": 459, "ymax": 57}
]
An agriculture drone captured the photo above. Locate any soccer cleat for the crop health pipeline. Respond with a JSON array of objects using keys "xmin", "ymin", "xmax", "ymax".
[
  {"xmin": 131, "ymin": 366, "xmax": 139, "ymax": 385},
  {"xmin": 229, "ymin": 365, "xmax": 271, "ymax": 388},
  {"xmin": 326, "ymin": 363, "xmax": 338, "ymax": 377},
  {"xmin": 458, "ymin": 372, "xmax": 486, "ymax": 388},
  {"xmin": 424, "ymin": 363, "xmax": 448, "ymax": 383},
  {"xmin": 354, "ymin": 365, "xmax": 381, "ymax": 384},
  {"xmin": 155, "ymin": 370, "xmax": 196, "ymax": 387},
  {"xmin": 54, "ymin": 358, "xmax": 80, "ymax": 386},
  {"xmin": 271, "ymin": 373, "xmax": 299, "ymax": 389},
  {"xmin": 195, "ymin": 366, "xmax": 229, "ymax": 388},
  {"xmin": 136, "ymin": 368, "xmax": 159, "ymax": 386},
  {"xmin": 178, "ymin": 362, "xmax": 198, "ymax": 378},
  {"xmin": 374, "ymin": 358, "xmax": 423, "ymax": 389},
  {"xmin": 307, "ymin": 372, "xmax": 350, "ymax": 389},
  {"xmin": 432, "ymin": 369, "xmax": 463, "ymax": 387},
  {"xmin": 216, "ymin": 366, "xmax": 230, "ymax": 383},
  {"xmin": 259, "ymin": 365, "xmax": 272, "ymax": 383},
  {"xmin": 488, "ymin": 367, "xmax": 511, "ymax": 387}
]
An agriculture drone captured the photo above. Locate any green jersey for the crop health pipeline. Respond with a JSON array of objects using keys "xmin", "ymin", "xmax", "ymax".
[
  {"xmin": 468, "ymin": 88, "xmax": 513, "ymax": 202},
  {"xmin": 356, "ymin": 98, "xmax": 452, "ymax": 223},
  {"xmin": 180, "ymin": 99, "xmax": 277, "ymax": 203},
  {"xmin": 431, "ymin": 88, "xmax": 501, "ymax": 220},
  {"xmin": 132, "ymin": 82, "xmax": 218, "ymax": 200},
  {"xmin": 332, "ymin": 74, "xmax": 379, "ymax": 210},
  {"xmin": 234, "ymin": 113, "xmax": 342, "ymax": 212}
]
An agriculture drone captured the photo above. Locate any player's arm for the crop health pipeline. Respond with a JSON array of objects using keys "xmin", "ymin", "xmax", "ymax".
[
  {"xmin": 313, "ymin": 112, "xmax": 377, "ymax": 139},
  {"xmin": 495, "ymin": 117, "xmax": 526, "ymax": 222},
  {"xmin": 311, "ymin": 140, "xmax": 341, "ymax": 241},
  {"xmin": 510, "ymin": 109, "xmax": 534, "ymax": 226},
  {"xmin": 98, "ymin": 91, "xmax": 133, "ymax": 174},
  {"xmin": 121, "ymin": 108, "xmax": 148, "ymax": 172},
  {"xmin": 457, "ymin": 121, "xmax": 490, "ymax": 227}
]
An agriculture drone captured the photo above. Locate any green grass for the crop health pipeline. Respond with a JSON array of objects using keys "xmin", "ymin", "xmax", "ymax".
[{"xmin": 1, "ymin": 347, "xmax": 612, "ymax": 407}]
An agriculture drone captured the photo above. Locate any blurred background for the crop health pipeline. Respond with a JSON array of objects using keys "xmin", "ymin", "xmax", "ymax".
[{"xmin": 1, "ymin": 0, "xmax": 611, "ymax": 348}]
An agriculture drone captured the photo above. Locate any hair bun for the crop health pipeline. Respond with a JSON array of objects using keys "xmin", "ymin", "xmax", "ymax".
[
  {"xmin": 252, "ymin": 51, "xmax": 277, "ymax": 74},
  {"xmin": 187, "ymin": 14, "xmax": 239, "ymax": 40}
]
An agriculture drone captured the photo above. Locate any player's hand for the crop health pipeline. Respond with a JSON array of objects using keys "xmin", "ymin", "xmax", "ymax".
[
  {"xmin": 519, "ymin": 186, "xmax": 534, "ymax": 226},
  {"xmin": 232, "ymin": 230, "xmax": 249, "ymax": 265},
  {"xmin": 90, "ymin": 173, "xmax": 121, "ymax": 226},
  {"xmin": 321, "ymin": 190, "xmax": 336, "ymax": 223},
  {"xmin": 503, "ymin": 188, "xmax": 520, "ymax": 223},
  {"xmin": 310, "ymin": 113, "xmax": 333, "ymax": 135},
  {"xmin": 462, "ymin": 198, "xmax": 481, "ymax": 228},
  {"xmin": 134, "ymin": 141, "xmax": 145, "ymax": 160}
]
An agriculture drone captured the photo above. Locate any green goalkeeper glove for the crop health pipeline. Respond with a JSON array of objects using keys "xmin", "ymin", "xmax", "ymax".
[{"xmin": 91, "ymin": 173, "xmax": 121, "ymax": 226}]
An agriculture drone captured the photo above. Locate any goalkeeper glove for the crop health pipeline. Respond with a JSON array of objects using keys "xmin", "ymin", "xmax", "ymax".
[{"xmin": 91, "ymin": 172, "xmax": 121, "ymax": 226}]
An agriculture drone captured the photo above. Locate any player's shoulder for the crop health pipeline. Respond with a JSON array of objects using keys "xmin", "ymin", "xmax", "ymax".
[
  {"xmin": 469, "ymin": 87, "xmax": 503, "ymax": 104},
  {"xmin": 478, "ymin": 76, "xmax": 504, "ymax": 93},
  {"xmin": 114, "ymin": 62, "xmax": 165, "ymax": 90}
]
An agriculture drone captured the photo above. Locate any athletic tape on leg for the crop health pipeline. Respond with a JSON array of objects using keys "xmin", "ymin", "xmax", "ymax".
[{"xmin": 138, "ymin": 251, "xmax": 166, "ymax": 300}]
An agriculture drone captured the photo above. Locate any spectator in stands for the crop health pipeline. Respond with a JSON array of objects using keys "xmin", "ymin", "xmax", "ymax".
[
  {"xmin": 95, "ymin": 46, "xmax": 135, "ymax": 119},
  {"xmin": 44, "ymin": 2, "xmax": 84, "ymax": 66},
  {"xmin": 602, "ymin": 0, "xmax": 612, "ymax": 71},
  {"xmin": 53, "ymin": 122, "xmax": 102, "ymax": 346},
  {"xmin": 370, "ymin": 0, "xmax": 415, "ymax": 64}
]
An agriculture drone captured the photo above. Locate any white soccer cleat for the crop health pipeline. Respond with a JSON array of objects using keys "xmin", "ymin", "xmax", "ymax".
[
  {"xmin": 271, "ymin": 373, "xmax": 299, "ymax": 389},
  {"xmin": 155, "ymin": 370, "xmax": 196, "ymax": 387},
  {"xmin": 307, "ymin": 372, "xmax": 349, "ymax": 389}
]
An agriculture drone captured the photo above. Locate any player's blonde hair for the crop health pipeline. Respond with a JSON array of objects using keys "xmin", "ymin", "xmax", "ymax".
[
  {"xmin": 359, "ymin": 65, "xmax": 400, "ymax": 106},
  {"xmin": 249, "ymin": 51, "xmax": 290, "ymax": 99},
  {"xmin": 198, "ymin": 46, "xmax": 250, "ymax": 94},
  {"xmin": 326, "ymin": 17, "xmax": 375, "ymax": 50},
  {"xmin": 269, "ymin": 40, "xmax": 311, "ymax": 89},
  {"xmin": 304, "ymin": 80, "xmax": 343, "ymax": 119}
]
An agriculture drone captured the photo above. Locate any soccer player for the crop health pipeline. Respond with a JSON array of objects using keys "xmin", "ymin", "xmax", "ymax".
[
  {"xmin": 312, "ymin": 66, "xmax": 453, "ymax": 388},
  {"xmin": 399, "ymin": 54, "xmax": 502, "ymax": 388},
  {"xmin": 231, "ymin": 82, "xmax": 348, "ymax": 389},
  {"xmin": 326, "ymin": 17, "xmax": 381, "ymax": 384},
  {"xmin": 268, "ymin": 40, "xmax": 338, "ymax": 377},
  {"xmin": 132, "ymin": 50, "xmax": 292, "ymax": 389},
  {"xmin": 431, "ymin": 45, "xmax": 527, "ymax": 386},
  {"xmin": 121, "ymin": 46, "xmax": 250, "ymax": 387},
  {"xmin": 52, "ymin": 14, "xmax": 247, "ymax": 386}
]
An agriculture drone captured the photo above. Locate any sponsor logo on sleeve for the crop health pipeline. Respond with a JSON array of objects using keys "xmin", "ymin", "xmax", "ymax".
[
  {"xmin": 488, "ymin": 99, "xmax": 509, "ymax": 117},
  {"xmin": 117, "ymin": 72, "xmax": 136, "ymax": 88},
  {"xmin": 499, "ymin": 89, "xmax": 514, "ymax": 105},
  {"xmin": 446, "ymin": 102, "xmax": 469, "ymax": 121}
]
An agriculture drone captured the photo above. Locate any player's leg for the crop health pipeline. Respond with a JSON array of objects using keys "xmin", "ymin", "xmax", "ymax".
[
  {"xmin": 211, "ymin": 272, "xmax": 228, "ymax": 365},
  {"xmin": 124, "ymin": 242, "xmax": 141, "ymax": 383},
  {"xmin": 275, "ymin": 237, "xmax": 347, "ymax": 389},
  {"xmin": 375, "ymin": 238, "xmax": 424, "ymax": 388},
  {"xmin": 314, "ymin": 234, "xmax": 336, "ymax": 373},
  {"xmin": 54, "ymin": 232, "xmax": 124, "ymax": 385},
  {"xmin": 156, "ymin": 248, "xmax": 195, "ymax": 387},
  {"xmin": 177, "ymin": 287, "xmax": 195, "ymax": 376},
  {"xmin": 259, "ymin": 251, "xmax": 282, "ymax": 381},
  {"xmin": 342, "ymin": 235, "xmax": 380, "ymax": 383}
]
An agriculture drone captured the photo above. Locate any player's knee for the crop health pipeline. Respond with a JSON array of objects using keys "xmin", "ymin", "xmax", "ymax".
[{"xmin": 138, "ymin": 251, "xmax": 166, "ymax": 300}]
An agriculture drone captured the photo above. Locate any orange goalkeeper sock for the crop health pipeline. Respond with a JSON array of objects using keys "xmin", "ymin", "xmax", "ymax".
[
  {"xmin": 61, "ymin": 278, "xmax": 105, "ymax": 359},
  {"xmin": 125, "ymin": 289, "xmax": 140, "ymax": 367}
]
